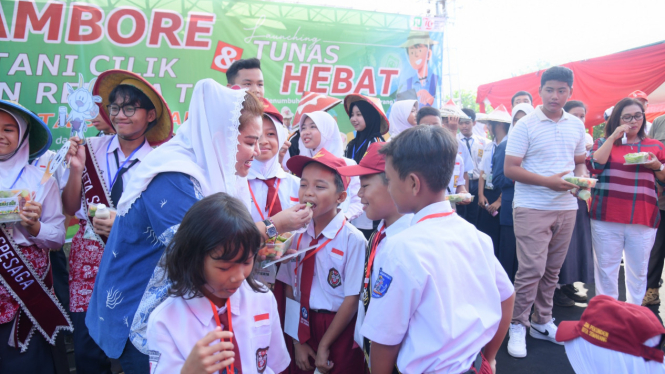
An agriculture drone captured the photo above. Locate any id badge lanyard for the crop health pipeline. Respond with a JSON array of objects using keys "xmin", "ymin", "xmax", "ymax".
[
  {"xmin": 105, "ymin": 135, "xmax": 146, "ymax": 188},
  {"xmin": 364, "ymin": 225, "xmax": 386, "ymax": 290},
  {"xmin": 209, "ymin": 299, "xmax": 235, "ymax": 374},
  {"xmin": 248, "ymin": 179, "xmax": 281, "ymax": 220},
  {"xmin": 293, "ymin": 219, "xmax": 346, "ymax": 296}
]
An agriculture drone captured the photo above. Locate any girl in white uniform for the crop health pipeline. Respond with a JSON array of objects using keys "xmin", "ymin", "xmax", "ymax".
[
  {"xmin": 284, "ymin": 111, "xmax": 363, "ymax": 223},
  {"xmin": 0, "ymin": 101, "xmax": 68, "ymax": 374},
  {"xmin": 147, "ymin": 193, "xmax": 289, "ymax": 374}
]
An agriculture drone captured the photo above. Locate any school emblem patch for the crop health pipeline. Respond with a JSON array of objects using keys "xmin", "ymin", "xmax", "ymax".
[
  {"xmin": 256, "ymin": 347, "xmax": 269, "ymax": 373},
  {"xmin": 327, "ymin": 268, "xmax": 342, "ymax": 288},
  {"xmin": 301, "ymin": 306, "xmax": 308, "ymax": 320},
  {"xmin": 478, "ymin": 149, "xmax": 483, "ymax": 158},
  {"xmin": 371, "ymin": 268, "xmax": 393, "ymax": 298}
]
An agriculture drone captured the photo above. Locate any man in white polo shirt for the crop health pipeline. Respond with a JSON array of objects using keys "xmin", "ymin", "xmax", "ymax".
[{"xmin": 504, "ymin": 66, "xmax": 586, "ymax": 358}]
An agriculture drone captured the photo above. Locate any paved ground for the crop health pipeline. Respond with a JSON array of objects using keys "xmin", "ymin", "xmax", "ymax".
[{"xmin": 495, "ymin": 264, "xmax": 664, "ymax": 373}]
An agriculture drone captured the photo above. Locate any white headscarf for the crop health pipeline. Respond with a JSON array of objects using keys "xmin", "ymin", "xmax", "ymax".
[
  {"xmin": 0, "ymin": 108, "xmax": 29, "ymax": 189},
  {"xmin": 298, "ymin": 111, "xmax": 344, "ymax": 157},
  {"xmin": 248, "ymin": 114, "xmax": 288, "ymax": 180},
  {"xmin": 117, "ymin": 79, "xmax": 250, "ymax": 216},
  {"xmin": 388, "ymin": 100, "xmax": 417, "ymax": 138},
  {"xmin": 511, "ymin": 103, "xmax": 534, "ymax": 126}
]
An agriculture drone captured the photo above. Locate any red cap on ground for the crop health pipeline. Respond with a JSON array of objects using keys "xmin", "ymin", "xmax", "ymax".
[
  {"xmin": 337, "ymin": 142, "xmax": 386, "ymax": 177},
  {"xmin": 286, "ymin": 148, "xmax": 350, "ymax": 189},
  {"xmin": 629, "ymin": 90, "xmax": 649, "ymax": 102},
  {"xmin": 556, "ymin": 295, "xmax": 665, "ymax": 362}
]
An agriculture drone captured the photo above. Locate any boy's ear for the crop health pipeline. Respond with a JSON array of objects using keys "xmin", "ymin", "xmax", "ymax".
[
  {"xmin": 408, "ymin": 172, "xmax": 421, "ymax": 197},
  {"xmin": 337, "ymin": 190, "xmax": 348, "ymax": 205}
]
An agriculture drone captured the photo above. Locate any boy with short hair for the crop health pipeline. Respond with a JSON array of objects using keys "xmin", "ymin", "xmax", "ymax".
[
  {"xmin": 458, "ymin": 108, "xmax": 488, "ymax": 225},
  {"xmin": 337, "ymin": 143, "xmax": 413, "ymax": 371},
  {"xmin": 226, "ymin": 57, "xmax": 264, "ymax": 98},
  {"xmin": 277, "ymin": 149, "xmax": 366, "ymax": 374},
  {"xmin": 504, "ymin": 66, "xmax": 586, "ymax": 358},
  {"xmin": 362, "ymin": 125, "xmax": 515, "ymax": 374}
]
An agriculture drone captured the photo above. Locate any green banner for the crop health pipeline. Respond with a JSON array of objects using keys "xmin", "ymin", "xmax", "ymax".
[{"xmin": 0, "ymin": 0, "xmax": 444, "ymax": 149}]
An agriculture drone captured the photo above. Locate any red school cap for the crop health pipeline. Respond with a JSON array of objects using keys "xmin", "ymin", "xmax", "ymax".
[
  {"xmin": 337, "ymin": 142, "xmax": 386, "ymax": 177},
  {"xmin": 556, "ymin": 295, "xmax": 665, "ymax": 362},
  {"xmin": 628, "ymin": 90, "xmax": 649, "ymax": 102},
  {"xmin": 286, "ymin": 148, "xmax": 351, "ymax": 190}
]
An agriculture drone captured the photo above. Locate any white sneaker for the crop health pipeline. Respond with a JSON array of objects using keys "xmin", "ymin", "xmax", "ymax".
[
  {"xmin": 530, "ymin": 318, "xmax": 564, "ymax": 345},
  {"xmin": 507, "ymin": 323, "xmax": 527, "ymax": 358}
]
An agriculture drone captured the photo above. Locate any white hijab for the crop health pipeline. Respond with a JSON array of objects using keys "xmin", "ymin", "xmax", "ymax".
[
  {"xmin": 248, "ymin": 114, "xmax": 287, "ymax": 180},
  {"xmin": 298, "ymin": 111, "xmax": 344, "ymax": 157},
  {"xmin": 511, "ymin": 103, "xmax": 534, "ymax": 126},
  {"xmin": 0, "ymin": 108, "xmax": 29, "ymax": 189},
  {"xmin": 388, "ymin": 100, "xmax": 417, "ymax": 138},
  {"xmin": 117, "ymin": 79, "xmax": 250, "ymax": 216}
]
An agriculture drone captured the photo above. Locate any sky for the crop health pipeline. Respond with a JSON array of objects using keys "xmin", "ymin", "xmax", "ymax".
[{"xmin": 274, "ymin": 0, "xmax": 665, "ymax": 92}]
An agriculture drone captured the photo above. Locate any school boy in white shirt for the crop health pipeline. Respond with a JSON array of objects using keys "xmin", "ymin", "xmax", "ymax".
[
  {"xmin": 277, "ymin": 149, "xmax": 367, "ymax": 374},
  {"xmin": 361, "ymin": 125, "xmax": 515, "ymax": 374},
  {"xmin": 337, "ymin": 142, "xmax": 413, "ymax": 372}
]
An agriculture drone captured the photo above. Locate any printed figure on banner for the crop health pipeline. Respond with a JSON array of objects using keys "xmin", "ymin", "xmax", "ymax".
[{"xmin": 63, "ymin": 74, "xmax": 102, "ymax": 144}]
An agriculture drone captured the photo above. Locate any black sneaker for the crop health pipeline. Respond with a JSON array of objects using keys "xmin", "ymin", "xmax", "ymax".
[
  {"xmin": 561, "ymin": 284, "xmax": 587, "ymax": 303},
  {"xmin": 553, "ymin": 288, "xmax": 575, "ymax": 307}
]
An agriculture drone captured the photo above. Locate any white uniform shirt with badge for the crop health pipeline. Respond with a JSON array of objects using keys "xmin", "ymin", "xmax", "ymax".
[
  {"xmin": 276, "ymin": 210, "xmax": 366, "ymax": 311},
  {"xmin": 447, "ymin": 154, "xmax": 465, "ymax": 194},
  {"xmin": 457, "ymin": 133, "xmax": 489, "ymax": 180},
  {"xmin": 354, "ymin": 213, "xmax": 413, "ymax": 348},
  {"xmin": 360, "ymin": 201, "xmax": 514, "ymax": 374},
  {"xmin": 71, "ymin": 135, "xmax": 153, "ymax": 220},
  {"xmin": 146, "ymin": 281, "xmax": 290, "ymax": 374}
]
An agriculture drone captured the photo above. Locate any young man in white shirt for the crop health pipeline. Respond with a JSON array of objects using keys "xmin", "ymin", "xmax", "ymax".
[
  {"xmin": 504, "ymin": 66, "xmax": 587, "ymax": 358},
  {"xmin": 362, "ymin": 125, "xmax": 514, "ymax": 374},
  {"xmin": 458, "ymin": 108, "xmax": 489, "ymax": 225}
]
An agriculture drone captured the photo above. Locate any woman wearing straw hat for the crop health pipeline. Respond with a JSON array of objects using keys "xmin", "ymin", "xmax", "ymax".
[
  {"xmin": 344, "ymin": 94, "xmax": 389, "ymax": 238},
  {"xmin": 85, "ymin": 80, "xmax": 313, "ymax": 373},
  {"xmin": 0, "ymin": 100, "xmax": 70, "ymax": 374},
  {"xmin": 61, "ymin": 69, "xmax": 173, "ymax": 373},
  {"xmin": 477, "ymin": 105, "xmax": 512, "ymax": 256}
]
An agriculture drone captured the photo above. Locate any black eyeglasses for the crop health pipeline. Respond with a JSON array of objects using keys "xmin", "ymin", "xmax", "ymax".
[
  {"xmin": 107, "ymin": 104, "xmax": 143, "ymax": 117},
  {"xmin": 620, "ymin": 112, "xmax": 644, "ymax": 123}
]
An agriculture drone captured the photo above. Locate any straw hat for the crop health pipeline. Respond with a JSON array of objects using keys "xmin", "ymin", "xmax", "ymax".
[
  {"xmin": 0, "ymin": 100, "xmax": 51, "ymax": 160},
  {"xmin": 439, "ymin": 99, "xmax": 470, "ymax": 120},
  {"xmin": 280, "ymin": 106, "xmax": 294, "ymax": 120},
  {"xmin": 400, "ymin": 31, "xmax": 439, "ymax": 48},
  {"xmin": 293, "ymin": 92, "xmax": 342, "ymax": 126},
  {"xmin": 344, "ymin": 94, "xmax": 390, "ymax": 135},
  {"xmin": 93, "ymin": 69, "xmax": 173, "ymax": 146},
  {"xmin": 483, "ymin": 104, "xmax": 512, "ymax": 124}
]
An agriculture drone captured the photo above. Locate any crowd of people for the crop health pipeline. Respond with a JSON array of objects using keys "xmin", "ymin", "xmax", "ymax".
[{"xmin": 1, "ymin": 58, "xmax": 665, "ymax": 374}]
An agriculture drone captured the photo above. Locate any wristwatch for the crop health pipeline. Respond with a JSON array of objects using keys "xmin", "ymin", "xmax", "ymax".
[{"xmin": 263, "ymin": 218, "xmax": 278, "ymax": 239}]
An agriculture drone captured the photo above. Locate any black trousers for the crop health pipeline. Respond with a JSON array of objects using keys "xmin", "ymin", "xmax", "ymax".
[
  {"xmin": 0, "ymin": 321, "xmax": 56, "ymax": 374},
  {"xmin": 72, "ymin": 312, "xmax": 113, "ymax": 374},
  {"xmin": 647, "ymin": 209, "xmax": 665, "ymax": 289},
  {"xmin": 461, "ymin": 179, "xmax": 481, "ymax": 226}
]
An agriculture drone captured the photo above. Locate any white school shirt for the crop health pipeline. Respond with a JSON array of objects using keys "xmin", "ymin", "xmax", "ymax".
[
  {"xmin": 479, "ymin": 140, "xmax": 497, "ymax": 176},
  {"xmin": 71, "ymin": 135, "xmax": 153, "ymax": 220},
  {"xmin": 505, "ymin": 106, "xmax": 586, "ymax": 211},
  {"xmin": 247, "ymin": 173, "xmax": 301, "ymax": 222},
  {"xmin": 360, "ymin": 201, "xmax": 514, "ymax": 374},
  {"xmin": 457, "ymin": 133, "xmax": 489, "ymax": 180},
  {"xmin": 447, "ymin": 154, "xmax": 465, "ymax": 194},
  {"xmin": 276, "ymin": 210, "xmax": 367, "ymax": 311},
  {"xmin": 146, "ymin": 281, "xmax": 290, "ymax": 374},
  {"xmin": 354, "ymin": 214, "xmax": 413, "ymax": 348},
  {"xmin": 340, "ymin": 157, "xmax": 364, "ymax": 224},
  {"xmin": 8, "ymin": 164, "xmax": 66, "ymax": 249},
  {"xmin": 457, "ymin": 138, "xmax": 474, "ymax": 174}
]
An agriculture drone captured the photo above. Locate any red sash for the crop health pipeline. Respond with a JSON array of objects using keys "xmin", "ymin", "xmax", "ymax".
[
  {"xmin": 81, "ymin": 140, "xmax": 114, "ymax": 245},
  {"xmin": 0, "ymin": 227, "xmax": 72, "ymax": 352}
]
